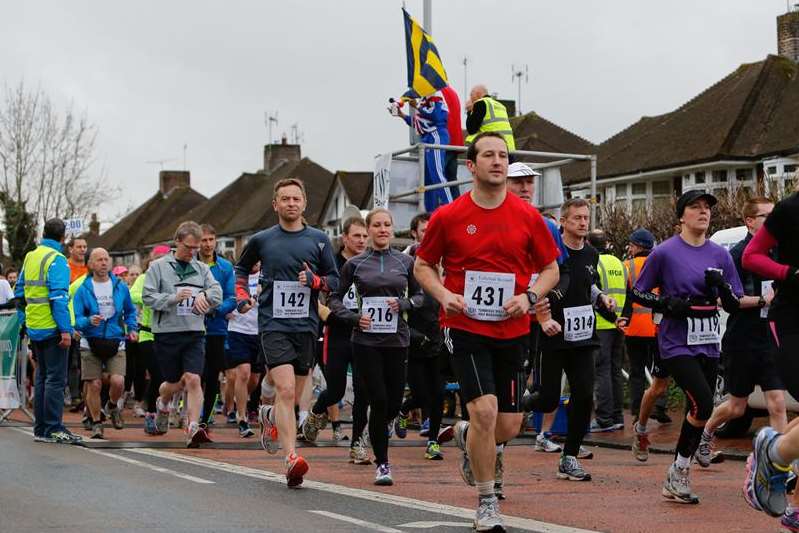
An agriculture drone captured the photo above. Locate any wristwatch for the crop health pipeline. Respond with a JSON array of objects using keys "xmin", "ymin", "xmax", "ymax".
[
  {"xmin": 526, "ymin": 290, "xmax": 539, "ymax": 307},
  {"xmin": 758, "ymin": 296, "xmax": 766, "ymax": 308}
]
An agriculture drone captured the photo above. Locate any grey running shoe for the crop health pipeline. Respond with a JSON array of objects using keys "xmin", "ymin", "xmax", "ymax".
[
  {"xmin": 302, "ymin": 411, "xmax": 328, "ymax": 442},
  {"xmin": 50, "ymin": 430, "xmax": 83, "ymax": 444},
  {"xmin": 258, "ymin": 405, "xmax": 280, "ymax": 455},
  {"xmin": 33, "ymin": 434, "xmax": 55, "ymax": 443},
  {"xmin": 577, "ymin": 446, "xmax": 594, "ymax": 460},
  {"xmin": 744, "ymin": 426, "xmax": 790, "ymax": 517},
  {"xmin": 632, "ymin": 431, "xmax": 650, "ymax": 462},
  {"xmin": 349, "ymin": 438, "xmax": 371, "ymax": 465},
  {"xmin": 534, "ymin": 434, "xmax": 562, "ymax": 453},
  {"xmin": 474, "ymin": 496, "xmax": 505, "ymax": 532},
  {"xmin": 558, "ymin": 455, "xmax": 592, "ymax": 481},
  {"xmin": 695, "ymin": 434, "xmax": 713, "ymax": 468},
  {"xmin": 453, "ymin": 420, "xmax": 469, "ymax": 451},
  {"xmin": 238, "ymin": 420, "xmax": 255, "ymax": 438},
  {"xmin": 90, "ymin": 423, "xmax": 104, "ymax": 439},
  {"xmin": 374, "ymin": 463, "xmax": 393, "ymax": 486},
  {"xmin": 332, "ymin": 425, "xmax": 346, "ymax": 442},
  {"xmin": 494, "ymin": 450, "xmax": 505, "ymax": 500},
  {"xmin": 460, "ymin": 452, "xmax": 476, "ymax": 486},
  {"xmin": 109, "ymin": 405, "xmax": 124, "ymax": 430},
  {"xmin": 155, "ymin": 405, "xmax": 170, "ymax": 435},
  {"xmin": 662, "ymin": 463, "xmax": 699, "ymax": 504}
]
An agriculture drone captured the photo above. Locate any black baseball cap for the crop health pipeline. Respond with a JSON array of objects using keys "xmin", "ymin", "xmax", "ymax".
[{"xmin": 676, "ymin": 190, "xmax": 717, "ymax": 217}]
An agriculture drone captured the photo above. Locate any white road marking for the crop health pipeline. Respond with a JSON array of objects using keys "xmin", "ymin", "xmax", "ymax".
[
  {"xmin": 85, "ymin": 448, "xmax": 215, "ymax": 484},
  {"xmin": 308, "ymin": 510, "xmax": 402, "ymax": 533},
  {"xmin": 129, "ymin": 448, "xmax": 598, "ymax": 533},
  {"xmin": 398, "ymin": 521, "xmax": 472, "ymax": 529},
  {"xmin": 9, "ymin": 428, "xmax": 213, "ymax": 485}
]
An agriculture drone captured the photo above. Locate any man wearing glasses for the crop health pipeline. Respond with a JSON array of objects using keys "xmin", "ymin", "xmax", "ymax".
[{"xmin": 143, "ymin": 221, "xmax": 223, "ymax": 447}]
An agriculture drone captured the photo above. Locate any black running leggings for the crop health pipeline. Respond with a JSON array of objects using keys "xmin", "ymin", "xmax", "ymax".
[
  {"xmin": 140, "ymin": 341, "xmax": 162, "ymax": 414},
  {"xmin": 202, "ymin": 335, "xmax": 227, "ymax": 424},
  {"xmin": 526, "ymin": 346, "xmax": 595, "ymax": 457},
  {"xmin": 660, "ymin": 355, "xmax": 718, "ymax": 460},
  {"xmin": 353, "ymin": 344, "xmax": 407, "ymax": 465},
  {"xmin": 124, "ymin": 340, "xmax": 148, "ymax": 402},
  {"xmin": 401, "ymin": 353, "xmax": 445, "ymax": 442}
]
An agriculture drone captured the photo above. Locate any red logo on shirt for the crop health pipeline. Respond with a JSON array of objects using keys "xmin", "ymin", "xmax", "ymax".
[{"xmin": 466, "ymin": 224, "xmax": 477, "ymax": 235}]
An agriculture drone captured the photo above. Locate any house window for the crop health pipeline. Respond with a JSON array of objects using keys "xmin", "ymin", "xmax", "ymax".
[
  {"xmin": 735, "ymin": 168, "xmax": 753, "ymax": 181},
  {"xmin": 652, "ymin": 180, "xmax": 671, "ymax": 196},
  {"xmin": 695, "ymin": 171, "xmax": 706, "ymax": 184},
  {"xmin": 631, "ymin": 183, "xmax": 647, "ymax": 195},
  {"xmin": 766, "ymin": 166, "xmax": 777, "ymax": 175},
  {"xmin": 615, "ymin": 183, "xmax": 628, "ymax": 198},
  {"xmin": 785, "ymin": 164, "xmax": 798, "ymax": 174},
  {"xmin": 712, "ymin": 170, "xmax": 728, "ymax": 183},
  {"xmin": 631, "ymin": 198, "xmax": 647, "ymax": 213}
]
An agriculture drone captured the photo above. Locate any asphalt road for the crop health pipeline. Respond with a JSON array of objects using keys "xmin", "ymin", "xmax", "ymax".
[{"xmin": 0, "ymin": 427, "xmax": 586, "ymax": 533}]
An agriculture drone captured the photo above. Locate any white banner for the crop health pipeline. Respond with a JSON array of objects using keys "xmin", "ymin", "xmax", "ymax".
[{"xmin": 373, "ymin": 153, "xmax": 392, "ymax": 209}]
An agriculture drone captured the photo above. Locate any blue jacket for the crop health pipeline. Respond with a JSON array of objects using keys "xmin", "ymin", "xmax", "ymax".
[
  {"xmin": 73, "ymin": 273, "xmax": 138, "ymax": 341},
  {"xmin": 15, "ymin": 238, "xmax": 73, "ymax": 341},
  {"xmin": 201, "ymin": 253, "xmax": 236, "ymax": 336},
  {"xmin": 545, "ymin": 218, "xmax": 569, "ymax": 265}
]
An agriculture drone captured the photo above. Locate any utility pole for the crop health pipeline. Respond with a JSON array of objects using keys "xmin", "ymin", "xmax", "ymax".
[
  {"xmin": 463, "ymin": 56, "xmax": 469, "ymax": 109},
  {"xmin": 511, "ymin": 64, "xmax": 529, "ymax": 116}
]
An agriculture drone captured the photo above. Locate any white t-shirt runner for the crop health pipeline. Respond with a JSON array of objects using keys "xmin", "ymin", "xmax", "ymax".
[
  {"xmin": 93, "ymin": 279, "xmax": 115, "ymax": 319},
  {"xmin": 229, "ymin": 273, "xmax": 259, "ymax": 335}
]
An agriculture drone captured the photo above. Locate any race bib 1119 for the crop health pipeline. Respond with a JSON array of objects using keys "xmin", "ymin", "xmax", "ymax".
[{"xmin": 686, "ymin": 315, "xmax": 720, "ymax": 346}]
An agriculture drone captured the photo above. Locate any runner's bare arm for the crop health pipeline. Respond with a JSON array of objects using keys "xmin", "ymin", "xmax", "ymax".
[
  {"xmin": 529, "ymin": 260, "xmax": 559, "ymax": 301},
  {"xmin": 414, "ymin": 256, "xmax": 463, "ymax": 316}
]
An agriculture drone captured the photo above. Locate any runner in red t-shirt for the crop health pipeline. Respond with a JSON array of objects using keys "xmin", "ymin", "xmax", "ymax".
[{"xmin": 415, "ymin": 132, "xmax": 559, "ymax": 531}]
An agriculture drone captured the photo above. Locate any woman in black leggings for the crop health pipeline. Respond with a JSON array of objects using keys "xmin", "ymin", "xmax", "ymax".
[{"xmin": 328, "ymin": 208, "xmax": 423, "ymax": 486}]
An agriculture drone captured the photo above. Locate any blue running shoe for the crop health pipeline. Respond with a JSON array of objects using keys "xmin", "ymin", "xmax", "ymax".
[
  {"xmin": 419, "ymin": 418, "xmax": 430, "ymax": 437},
  {"xmin": 744, "ymin": 427, "xmax": 790, "ymax": 517}
]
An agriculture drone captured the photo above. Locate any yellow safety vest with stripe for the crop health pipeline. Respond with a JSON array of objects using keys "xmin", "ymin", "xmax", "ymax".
[
  {"xmin": 595, "ymin": 253, "xmax": 627, "ymax": 330},
  {"xmin": 22, "ymin": 245, "xmax": 65, "ymax": 330},
  {"xmin": 465, "ymin": 97, "xmax": 516, "ymax": 151}
]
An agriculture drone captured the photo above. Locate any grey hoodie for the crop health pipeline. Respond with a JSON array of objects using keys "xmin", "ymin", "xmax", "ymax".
[{"xmin": 142, "ymin": 253, "xmax": 223, "ymax": 334}]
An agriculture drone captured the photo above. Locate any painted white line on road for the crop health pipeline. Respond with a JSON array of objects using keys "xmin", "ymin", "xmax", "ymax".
[
  {"xmin": 129, "ymin": 448, "xmax": 598, "ymax": 533},
  {"xmin": 308, "ymin": 510, "xmax": 402, "ymax": 533},
  {"xmin": 398, "ymin": 521, "xmax": 472, "ymax": 529},
  {"xmin": 8, "ymin": 428, "xmax": 214, "ymax": 485},
  {"xmin": 85, "ymin": 448, "xmax": 215, "ymax": 485}
]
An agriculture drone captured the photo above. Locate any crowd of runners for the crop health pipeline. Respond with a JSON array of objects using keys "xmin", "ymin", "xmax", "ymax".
[{"xmin": 10, "ymin": 131, "xmax": 799, "ymax": 532}]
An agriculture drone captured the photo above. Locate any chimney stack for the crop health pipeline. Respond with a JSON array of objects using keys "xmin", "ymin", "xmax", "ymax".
[
  {"xmin": 89, "ymin": 213, "xmax": 100, "ymax": 236},
  {"xmin": 159, "ymin": 170, "xmax": 191, "ymax": 195},
  {"xmin": 263, "ymin": 143, "xmax": 301, "ymax": 174},
  {"xmin": 778, "ymin": 8, "xmax": 799, "ymax": 62}
]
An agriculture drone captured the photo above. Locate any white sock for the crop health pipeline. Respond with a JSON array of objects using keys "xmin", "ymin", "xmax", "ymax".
[
  {"xmin": 635, "ymin": 421, "xmax": 647, "ymax": 434},
  {"xmin": 298, "ymin": 410, "xmax": 309, "ymax": 427},
  {"xmin": 675, "ymin": 454, "xmax": 691, "ymax": 469},
  {"xmin": 495, "ymin": 443, "xmax": 505, "ymax": 454}
]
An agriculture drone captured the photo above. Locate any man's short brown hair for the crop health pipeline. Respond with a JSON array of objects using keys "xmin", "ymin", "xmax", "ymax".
[
  {"xmin": 466, "ymin": 132, "xmax": 507, "ymax": 163},
  {"xmin": 273, "ymin": 178, "xmax": 306, "ymax": 200},
  {"xmin": 561, "ymin": 198, "xmax": 590, "ymax": 217},
  {"xmin": 343, "ymin": 216, "xmax": 366, "ymax": 235},
  {"xmin": 742, "ymin": 196, "xmax": 773, "ymax": 219}
]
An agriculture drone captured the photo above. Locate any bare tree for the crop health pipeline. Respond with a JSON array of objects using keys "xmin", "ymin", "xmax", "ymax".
[{"xmin": 0, "ymin": 81, "xmax": 117, "ymax": 257}]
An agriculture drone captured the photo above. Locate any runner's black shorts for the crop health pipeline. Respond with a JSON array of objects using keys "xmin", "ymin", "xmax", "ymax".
[
  {"xmin": 154, "ymin": 331, "xmax": 205, "ymax": 383},
  {"xmin": 446, "ymin": 328, "xmax": 527, "ymax": 413},
  {"xmin": 651, "ymin": 349, "xmax": 670, "ymax": 380},
  {"xmin": 725, "ymin": 349, "xmax": 784, "ymax": 398},
  {"xmin": 225, "ymin": 331, "xmax": 266, "ymax": 374},
  {"xmin": 260, "ymin": 331, "xmax": 316, "ymax": 376}
]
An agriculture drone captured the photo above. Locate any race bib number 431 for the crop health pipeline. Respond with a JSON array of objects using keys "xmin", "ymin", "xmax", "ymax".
[
  {"xmin": 463, "ymin": 271, "xmax": 516, "ymax": 322},
  {"xmin": 273, "ymin": 281, "xmax": 311, "ymax": 318},
  {"xmin": 686, "ymin": 315, "xmax": 720, "ymax": 346}
]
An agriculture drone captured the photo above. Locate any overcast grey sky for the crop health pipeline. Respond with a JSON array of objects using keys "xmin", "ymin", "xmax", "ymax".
[{"xmin": 1, "ymin": 1, "xmax": 790, "ymax": 225}]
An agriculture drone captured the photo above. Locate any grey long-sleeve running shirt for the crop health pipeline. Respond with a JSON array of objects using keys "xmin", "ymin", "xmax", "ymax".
[
  {"xmin": 328, "ymin": 247, "xmax": 423, "ymax": 348},
  {"xmin": 235, "ymin": 224, "xmax": 338, "ymax": 334}
]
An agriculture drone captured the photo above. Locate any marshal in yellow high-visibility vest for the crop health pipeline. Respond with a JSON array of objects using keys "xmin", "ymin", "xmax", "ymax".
[
  {"xmin": 22, "ymin": 244, "xmax": 65, "ymax": 330},
  {"xmin": 595, "ymin": 253, "xmax": 627, "ymax": 330},
  {"xmin": 465, "ymin": 97, "xmax": 516, "ymax": 151}
]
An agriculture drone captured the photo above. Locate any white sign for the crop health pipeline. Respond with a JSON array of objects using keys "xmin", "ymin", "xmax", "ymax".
[
  {"xmin": 64, "ymin": 218, "xmax": 85, "ymax": 238},
  {"xmin": 373, "ymin": 153, "xmax": 392, "ymax": 209},
  {"xmin": 563, "ymin": 305, "xmax": 595, "ymax": 342},
  {"xmin": 361, "ymin": 297, "xmax": 398, "ymax": 333},
  {"xmin": 273, "ymin": 281, "xmax": 311, "ymax": 318},
  {"xmin": 761, "ymin": 280, "xmax": 774, "ymax": 319},
  {"xmin": 686, "ymin": 315, "xmax": 720, "ymax": 346},
  {"xmin": 463, "ymin": 271, "xmax": 515, "ymax": 321}
]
